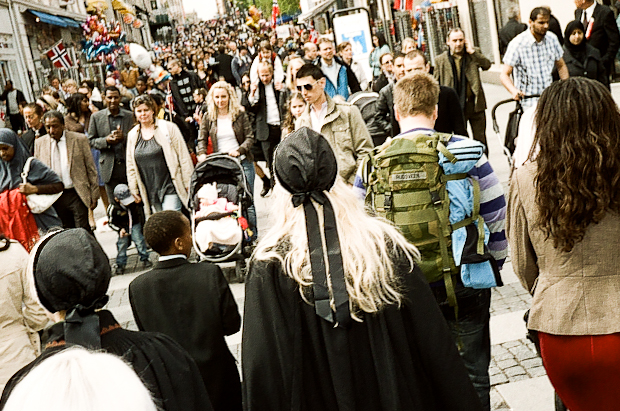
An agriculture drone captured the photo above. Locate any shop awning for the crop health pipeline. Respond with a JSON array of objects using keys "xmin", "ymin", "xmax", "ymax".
[
  {"xmin": 28, "ymin": 10, "xmax": 82, "ymax": 28},
  {"xmin": 298, "ymin": 0, "xmax": 337, "ymax": 22}
]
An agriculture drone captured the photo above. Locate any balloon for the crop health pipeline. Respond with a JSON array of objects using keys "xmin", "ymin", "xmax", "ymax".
[{"xmin": 129, "ymin": 43, "xmax": 152, "ymax": 69}]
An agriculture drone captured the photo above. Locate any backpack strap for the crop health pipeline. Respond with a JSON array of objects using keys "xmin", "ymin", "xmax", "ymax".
[{"xmin": 21, "ymin": 157, "xmax": 34, "ymax": 185}]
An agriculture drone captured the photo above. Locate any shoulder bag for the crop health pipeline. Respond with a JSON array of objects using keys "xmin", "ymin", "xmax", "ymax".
[{"xmin": 21, "ymin": 157, "xmax": 62, "ymax": 214}]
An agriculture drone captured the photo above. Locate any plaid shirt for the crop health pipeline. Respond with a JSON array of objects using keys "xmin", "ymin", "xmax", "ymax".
[{"xmin": 503, "ymin": 30, "xmax": 563, "ymax": 108}]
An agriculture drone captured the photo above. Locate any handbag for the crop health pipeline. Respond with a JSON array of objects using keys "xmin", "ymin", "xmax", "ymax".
[
  {"xmin": 505, "ymin": 101, "xmax": 523, "ymax": 155},
  {"xmin": 21, "ymin": 157, "xmax": 62, "ymax": 214}
]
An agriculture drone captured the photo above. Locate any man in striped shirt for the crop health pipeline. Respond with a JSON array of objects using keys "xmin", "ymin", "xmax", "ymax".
[{"xmin": 353, "ymin": 72, "xmax": 506, "ymax": 411}]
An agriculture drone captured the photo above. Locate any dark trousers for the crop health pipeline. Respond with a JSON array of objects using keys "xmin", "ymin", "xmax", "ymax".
[
  {"xmin": 464, "ymin": 99, "xmax": 487, "ymax": 152},
  {"xmin": 8, "ymin": 113, "xmax": 25, "ymax": 133},
  {"xmin": 436, "ymin": 286, "xmax": 492, "ymax": 411},
  {"xmin": 261, "ymin": 124, "xmax": 281, "ymax": 170},
  {"xmin": 105, "ymin": 161, "xmax": 128, "ymax": 207},
  {"xmin": 55, "ymin": 188, "xmax": 92, "ymax": 233}
]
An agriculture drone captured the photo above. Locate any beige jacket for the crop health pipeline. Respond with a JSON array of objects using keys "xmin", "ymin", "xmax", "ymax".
[
  {"xmin": 126, "ymin": 119, "xmax": 194, "ymax": 217},
  {"xmin": 507, "ymin": 162, "xmax": 620, "ymax": 335},
  {"xmin": 0, "ymin": 240, "xmax": 48, "ymax": 392},
  {"xmin": 295, "ymin": 94, "xmax": 373, "ymax": 184}
]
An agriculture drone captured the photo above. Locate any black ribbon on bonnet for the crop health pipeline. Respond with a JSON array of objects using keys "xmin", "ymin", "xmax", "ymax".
[
  {"xmin": 64, "ymin": 295, "xmax": 109, "ymax": 350},
  {"xmin": 275, "ymin": 127, "xmax": 351, "ymax": 329}
]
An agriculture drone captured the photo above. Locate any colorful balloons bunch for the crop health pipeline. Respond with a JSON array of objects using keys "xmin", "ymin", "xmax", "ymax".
[{"xmin": 81, "ymin": 14, "xmax": 127, "ymax": 70}]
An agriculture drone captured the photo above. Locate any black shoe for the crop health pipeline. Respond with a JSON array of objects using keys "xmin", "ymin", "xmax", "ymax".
[
  {"xmin": 260, "ymin": 177, "xmax": 272, "ymax": 197},
  {"xmin": 141, "ymin": 260, "xmax": 153, "ymax": 269},
  {"xmin": 113, "ymin": 264, "xmax": 125, "ymax": 276}
]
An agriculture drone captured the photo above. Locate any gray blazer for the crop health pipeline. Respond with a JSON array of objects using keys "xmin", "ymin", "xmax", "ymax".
[{"xmin": 88, "ymin": 108, "xmax": 135, "ymax": 183}]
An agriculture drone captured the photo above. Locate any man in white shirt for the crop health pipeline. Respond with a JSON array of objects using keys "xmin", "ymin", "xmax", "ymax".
[
  {"xmin": 249, "ymin": 61, "xmax": 283, "ymax": 170},
  {"xmin": 314, "ymin": 38, "xmax": 361, "ymax": 100},
  {"xmin": 35, "ymin": 110, "xmax": 99, "ymax": 233}
]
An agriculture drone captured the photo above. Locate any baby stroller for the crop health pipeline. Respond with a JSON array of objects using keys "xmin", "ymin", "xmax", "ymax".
[
  {"xmin": 188, "ymin": 154, "xmax": 254, "ymax": 281},
  {"xmin": 491, "ymin": 95, "xmax": 539, "ymax": 168}
]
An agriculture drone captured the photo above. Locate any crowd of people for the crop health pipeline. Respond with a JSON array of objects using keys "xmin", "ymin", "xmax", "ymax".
[{"xmin": 1, "ymin": 3, "xmax": 620, "ymax": 410}]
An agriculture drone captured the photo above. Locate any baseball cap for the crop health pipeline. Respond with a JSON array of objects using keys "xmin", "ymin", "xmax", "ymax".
[{"xmin": 113, "ymin": 184, "xmax": 134, "ymax": 206}]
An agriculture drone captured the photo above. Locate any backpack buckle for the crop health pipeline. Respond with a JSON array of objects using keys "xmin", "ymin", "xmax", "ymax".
[
  {"xmin": 430, "ymin": 190, "xmax": 441, "ymax": 207},
  {"xmin": 384, "ymin": 192, "xmax": 392, "ymax": 209}
]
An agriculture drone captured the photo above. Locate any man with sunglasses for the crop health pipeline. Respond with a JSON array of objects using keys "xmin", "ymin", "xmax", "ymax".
[{"xmin": 294, "ymin": 63, "xmax": 372, "ymax": 185}]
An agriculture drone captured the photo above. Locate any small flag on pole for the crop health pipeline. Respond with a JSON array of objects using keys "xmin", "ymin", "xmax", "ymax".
[
  {"xmin": 271, "ymin": 0, "xmax": 280, "ymax": 28},
  {"xmin": 46, "ymin": 41, "xmax": 73, "ymax": 69}
]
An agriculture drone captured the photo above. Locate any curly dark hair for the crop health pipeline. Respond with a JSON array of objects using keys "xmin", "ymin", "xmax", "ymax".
[
  {"xmin": 143, "ymin": 210, "xmax": 189, "ymax": 254},
  {"xmin": 532, "ymin": 77, "xmax": 620, "ymax": 252}
]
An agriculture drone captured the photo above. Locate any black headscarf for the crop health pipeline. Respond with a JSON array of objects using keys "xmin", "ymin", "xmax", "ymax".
[
  {"xmin": 274, "ymin": 127, "xmax": 351, "ymax": 329},
  {"xmin": 32, "ymin": 228, "xmax": 111, "ymax": 349},
  {"xmin": 564, "ymin": 20, "xmax": 587, "ymax": 63},
  {"xmin": 0, "ymin": 129, "xmax": 32, "ymax": 192}
]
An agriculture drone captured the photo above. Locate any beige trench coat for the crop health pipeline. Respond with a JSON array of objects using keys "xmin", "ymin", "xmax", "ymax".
[
  {"xmin": 0, "ymin": 240, "xmax": 49, "ymax": 392},
  {"xmin": 126, "ymin": 119, "xmax": 194, "ymax": 217}
]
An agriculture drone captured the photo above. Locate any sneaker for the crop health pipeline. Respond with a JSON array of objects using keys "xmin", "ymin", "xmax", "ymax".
[
  {"xmin": 141, "ymin": 260, "xmax": 153, "ymax": 269},
  {"xmin": 112, "ymin": 264, "xmax": 125, "ymax": 276}
]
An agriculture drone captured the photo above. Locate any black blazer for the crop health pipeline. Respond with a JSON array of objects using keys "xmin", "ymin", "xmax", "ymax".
[
  {"xmin": 436, "ymin": 86, "xmax": 469, "ymax": 137},
  {"xmin": 372, "ymin": 72, "xmax": 390, "ymax": 93},
  {"xmin": 250, "ymin": 82, "xmax": 283, "ymax": 142},
  {"xmin": 499, "ymin": 19, "xmax": 527, "ymax": 55},
  {"xmin": 368, "ymin": 83, "xmax": 397, "ymax": 146},
  {"xmin": 129, "ymin": 258, "xmax": 242, "ymax": 411},
  {"xmin": 575, "ymin": 4, "xmax": 620, "ymax": 70}
]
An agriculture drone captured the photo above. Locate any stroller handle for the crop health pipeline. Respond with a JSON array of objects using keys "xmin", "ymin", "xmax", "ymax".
[{"xmin": 491, "ymin": 95, "xmax": 540, "ymax": 134}]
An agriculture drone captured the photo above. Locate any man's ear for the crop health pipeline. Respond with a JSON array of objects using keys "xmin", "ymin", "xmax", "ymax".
[{"xmin": 394, "ymin": 105, "xmax": 401, "ymax": 122}]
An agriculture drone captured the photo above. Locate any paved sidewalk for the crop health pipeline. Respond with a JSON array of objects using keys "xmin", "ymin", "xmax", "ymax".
[{"xmin": 101, "ymin": 82, "xmax": 620, "ymax": 410}]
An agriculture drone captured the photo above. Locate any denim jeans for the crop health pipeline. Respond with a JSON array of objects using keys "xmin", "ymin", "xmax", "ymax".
[
  {"xmin": 445, "ymin": 288, "xmax": 492, "ymax": 411},
  {"xmin": 152, "ymin": 193, "xmax": 183, "ymax": 213},
  {"xmin": 115, "ymin": 223, "xmax": 150, "ymax": 267},
  {"xmin": 241, "ymin": 158, "xmax": 257, "ymax": 239}
]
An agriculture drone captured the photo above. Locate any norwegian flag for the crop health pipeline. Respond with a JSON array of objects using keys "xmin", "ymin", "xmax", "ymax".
[
  {"xmin": 271, "ymin": 0, "xmax": 280, "ymax": 28},
  {"xmin": 46, "ymin": 41, "xmax": 73, "ymax": 70},
  {"xmin": 393, "ymin": 0, "xmax": 413, "ymax": 10}
]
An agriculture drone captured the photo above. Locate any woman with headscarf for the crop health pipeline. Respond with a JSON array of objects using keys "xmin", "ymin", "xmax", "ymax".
[
  {"xmin": 508, "ymin": 78, "xmax": 620, "ymax": 410},
  {"xmin": 242, "ymin": 128, "xmax": 482, "ymax": 411},
  {"xmin": 0, "ymin": 228, "xmax": 215, "ymax": 411},
  {"xmin": 0, "ymin": 233, "xmax": 48, "ymax": 393},
  {"xmin": 0, "ymin": 129, "xmax": 62, "ymax": 249},
  {"xmin": 561, "ymin": 20, "xmax": 608, "ymax": 87}
]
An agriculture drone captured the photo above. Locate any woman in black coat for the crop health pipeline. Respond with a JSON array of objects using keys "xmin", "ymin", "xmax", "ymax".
[
  {"xmin": 562, "ymin": 20, "xmax": 609, "ymax": 88},
  {"xmin": 242, "ymin": 128, "xmax": 482, "ymax": 411}
]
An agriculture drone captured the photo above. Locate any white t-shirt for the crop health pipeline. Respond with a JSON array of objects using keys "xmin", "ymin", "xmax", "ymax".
[{"xmin": 216, "ymin": 117, "xmax": 240, "ymax": 154}]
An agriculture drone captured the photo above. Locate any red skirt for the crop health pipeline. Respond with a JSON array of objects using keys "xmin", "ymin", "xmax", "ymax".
[
  {"xmin": 539, "ymin": 331, "xmax": 620, "ymax": 411},
  {"xmin": 0, "ymin": 189, "xmax": 39, "ymax": 251}
]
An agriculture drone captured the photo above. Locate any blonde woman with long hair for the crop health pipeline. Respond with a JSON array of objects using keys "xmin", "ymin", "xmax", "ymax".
[
  {"xmin": 196, "ymin": 81, "xmax": 257, "ymax": 239},
  {"xmin": 242, "ymin": 128, "xmax": 483, "ymax": 411}
]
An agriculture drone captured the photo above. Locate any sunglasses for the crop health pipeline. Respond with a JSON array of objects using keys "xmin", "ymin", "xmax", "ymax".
[{"xmin": 297, "ymin": 80, "xmax": 319, "ymax": 92}]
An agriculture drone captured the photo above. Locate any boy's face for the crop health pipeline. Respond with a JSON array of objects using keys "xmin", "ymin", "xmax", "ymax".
[{"xmin": 178, "ymin": 217, "xmax": 193, "ymax": 257}]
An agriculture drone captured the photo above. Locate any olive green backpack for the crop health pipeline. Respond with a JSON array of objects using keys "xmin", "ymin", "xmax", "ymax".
[{"xmin": 362, "ymin": 131, "xmax": 481, "ymax": 310}]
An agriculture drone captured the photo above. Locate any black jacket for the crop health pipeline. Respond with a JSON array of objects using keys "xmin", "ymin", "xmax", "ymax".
[
  {"xmin": 215, "ymin": 53, "xmax": 236, "ymax": 87},
  {"xmin": 562, "ymin": 43, "xmax": 609, "ymax": 87},
  {"xmin": 368, "ymin": 84, "xmax": 468, "ymax": 144},
  {"xmin": 249, "ymin": 82, "xmax": 283, "ymax": 142},
  {"xmin": 499, "ymin": 19, "xmax": 527, "ymax": 55},
  {"xmin": 575, "ymin": 4, "xmax": 620, "ymax": 70},
  {"xmin": 170, "ymin": 69, "xmax": 202, "ymax": 118},
  {"xmin": 372, "ymin": 72, "xmax": 391, "ymax": 93},
  {"xmin": 242, "ymin": 257, "xmax": 483, "ymax": 411},
  {"xmin": 0, "ymin": 89, "xmax": 26, "ymax": 115},
  {"xmin": 368, "ymin": 83, "xmax": 397, "ymax": 146},
  {"xmin": 436, "ymin": 86, "xmax": 468, "ymax": 137},
  {"xmin": 21, "ymin": 124, "xmax": 46, "ymax": 155},
  {"xmin": 107, "ymin": 202, "xmax": 145, "ymax": 232},
  {"xmin": 0, "ymin": 310, "xmax": 214, "ymax": 411},
  {"xmin": 129, "ymin": 258, "xmax": 242, "ymax": 411}
]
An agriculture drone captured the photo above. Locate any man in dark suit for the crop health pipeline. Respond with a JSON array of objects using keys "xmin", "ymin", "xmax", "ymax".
[
  {"xmin": 403, "ymin": 50, "xmax": 468, "ymax": 136},
  {"xmin": 22, "ymin": 103, "xmax": 46, "ymax": 154},
  {"xmin": 248, "ymin": 60, "xmax": 283, "ymax": 170},
  {"xmin": 575, "ymin": 0, "xmax": 620, "ymax": 76},
  {"xmin": 215, "ymin": 45, "xmax": 237, "ymax": 87},
  {"xmin": 88, "ymin": 86, "xmax": 134, "ymax": 204},
  {"xmin": 36, "ymin": 111, "xmax": 99, "ymax": 232},
  {"xmin": 129, "ymin": 211, "xmax": 242, "ymax": 411}
]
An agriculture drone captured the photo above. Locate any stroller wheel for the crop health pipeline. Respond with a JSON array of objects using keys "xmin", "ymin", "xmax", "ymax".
[{"xmin": 235, "ymin": 259, "xmax": 247, "ymax": 283}]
